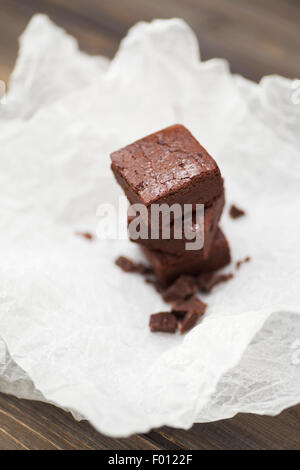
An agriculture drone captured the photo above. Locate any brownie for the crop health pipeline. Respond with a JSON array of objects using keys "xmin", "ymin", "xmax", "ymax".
[
  {"xmin": 172, "ymin": 296, "xmax": 207, "ymax": 318},
  {"xmin": 142, "ymin": 228, "xmax": 231, "ymax": 286},
  {"xmin": 149, "ymin": 312, "xmax": 177, "ymax": 333},
  {"xmin": 162, "ymin": 275, "xmax": 198, "ymax": 302},
  {"xmin": 111, "ymin": 125, "xmax": 223, "ymax": 218},
  {"xmin": 128, "ymin": 191, "xmax": 224, "ymax": 257},
  {"xmin": 177, "ymin": 312, "xmax": 200, "ymax": 334}
]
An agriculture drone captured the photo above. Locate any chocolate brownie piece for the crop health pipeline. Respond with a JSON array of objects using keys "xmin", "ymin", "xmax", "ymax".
[
  {"xmin": 177, "ymin": 312, "xmax": 200, "ymax": 334},
  {"xmin": 115, "ymin": 256, "xmax": 153, "ymax": 274},
  {"xmin": 111, "ymin": 125, "xmax": 223, "ymax": 215},
  {"xmin": 142, "ymin": 228, "xmax": 231, "ymax": 286},
  {"xmin": 128, "ymin": 191, "xmax": 224, "ymax": 257},
  {"xmin": 229, "ymin": 204, "xmax": 245, "ymax": 219},
  {"xmin": 162, "ymin": 275, "xmax": 198, "ymax": 302},
  {"xmin": 149, "ymin": 312, "xmax": 177, "ymax": 333},
  {"xmin": 172, "ymin": 296, "xmax": 207, "ymax": 318}
]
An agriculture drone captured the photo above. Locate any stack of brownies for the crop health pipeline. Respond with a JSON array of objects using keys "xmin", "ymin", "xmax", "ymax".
[{"xmin": 111, "ymin": 124, "xmax": 230, "ymax": 287}]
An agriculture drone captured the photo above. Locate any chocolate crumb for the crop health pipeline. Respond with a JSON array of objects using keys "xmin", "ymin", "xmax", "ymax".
[
  {"xmin": 172, "ymin": 296, "xmax": 207, "ymax": 318},
  {"xmin": 236, "ymin": 256, "xmax": 251, "ymax": 269},
  {"xmin": 149, "ymin": 312, "xmax": 177, "ymax": 333},
  {"xmin": 162, "ymin": 275, "xmax": 198, "ymax": 303},
  {"xmin": 76, "ymin": 231, "xmax": 94, "ymax": 241},
  {"xmin": 178, "ymin": 312, "xmax": 200, "ymax": 334},
  {"xmin": 229, "ymin": 205, "xmax": 246, "ymax": 219},
  {"xmin": 197, "ymin": 272, "xmax": 233, "ymax": 293},
  {"xmin": 115, "ymin": 256, "xmax": 153, "ymax": 274}
]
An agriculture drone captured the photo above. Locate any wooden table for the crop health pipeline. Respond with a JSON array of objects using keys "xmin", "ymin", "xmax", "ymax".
[{"xmin": 0, "ymin": 0, "xmax": 299, "ymax": 450}]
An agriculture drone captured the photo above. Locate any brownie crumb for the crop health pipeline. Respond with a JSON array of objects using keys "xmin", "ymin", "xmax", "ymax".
[
  {"xmin": 115, "ymin": 256, "xmax": 137, "ymax": 272},
  {"xmin": 115, "ymin": 256, "xmax": 153, "ymax": 275},
  {"xmin": 229, "ymin": 204, "xmax": 246, "ymax": 219},
  {"xmin": 149, "ymin": 312, "xmax": 177, "ymax": 333},
  {"xmin": 197, "ymin": 272, "xmax": 233, "ymax": 293},
  {"xmin": 172, "ymin": 296, "xmax": 207, "ymax": 318},
  {"xmin": 162, "ymin": 275, "xmax": 198, "ymax": 303},
  {"xmin": 178, "ymin": 312, "xmax": 200, "ymax": 334},
  {"xmin": 76, "ymin": 231, "xmax": 94, "ymax": 241},
  {"xmin": 236, "ymin": 256, "xmax": 251, "ymax": 269}
]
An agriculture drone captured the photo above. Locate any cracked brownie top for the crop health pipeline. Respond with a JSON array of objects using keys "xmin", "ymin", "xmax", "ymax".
[{"xmin": 110, "ymin": 124, "xmax": 223, "ymax": 207}]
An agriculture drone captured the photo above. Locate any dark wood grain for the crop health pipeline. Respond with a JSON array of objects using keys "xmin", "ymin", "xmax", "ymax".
[
  {"xmin": 0, "ymin": 393, "xmax": 160, "ymax": 450},
  {"xmin": 0, "ymin": 393, "xmax": 299, "ymax": 450},
  {"xmin": 1, "ymin": 0, "xmax": 300, "ymax": 84},
  {"xmin": 0, "ymin": 0, "xmax": 299, "ymax": 450},
  {"xmin": 0, "ymin": 0, "xmax": 119, "ymax": 83}
]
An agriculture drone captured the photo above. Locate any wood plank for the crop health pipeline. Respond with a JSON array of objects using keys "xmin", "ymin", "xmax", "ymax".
[
  {"xmin": 43, "ymin": 0, "xmax": 300, "ymax": 80},
  {"xmin": 0, "ymin": 393, "xmax": 161, "ymax": 450},
  {"xmin": 0, "ymin": 0, "xmax": 119, "ymax": 83},
  {"xmin": 1, "ymin": 393, "xmax": 299, "ymax": 450},
  {"xmin": 0, "ymin": 409, "xmax": 60, "ymax": 450},
  {"xmin": 0, "ymin": 427, "xmax": 29, "ymax": 450},
  {"xmin": 1, "ymin": 0, "xmax": 299, "ymax": 82},
  {"xmin": 156, "ymin": 405, "xmax": 300, "ymax": 450}
]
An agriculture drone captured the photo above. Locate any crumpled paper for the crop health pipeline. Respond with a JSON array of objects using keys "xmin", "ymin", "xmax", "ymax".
[{"xmin": 0, "ymin": 14, "xmax": 300, "ymax": 437}]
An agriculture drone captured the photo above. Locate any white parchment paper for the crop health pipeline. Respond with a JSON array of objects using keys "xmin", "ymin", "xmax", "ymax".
[{"xmin": 0, "ymin": 15, "xmax": 300, "ymax": 437}]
